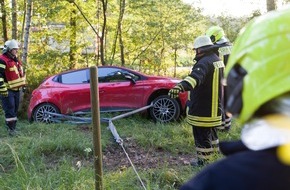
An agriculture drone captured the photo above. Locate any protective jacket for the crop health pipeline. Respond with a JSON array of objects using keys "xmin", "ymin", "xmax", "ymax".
[
  {"xmin": 180, "ymin": 47, "xmax": 224, "ymax": 127},
  {"xmin": 216, "ymin": 41, "xmax": 232, "ymax": 130},
  {"xmin": 180, "ymin": 140, "xmax": 290, "ymax": 190},
  {"xmin": 216, "ymin": 42, "xmax": 232, "ymax": 66},
  {"xmin": 0, "ymin": 53, "xmax": 26, "ymax": 91}
]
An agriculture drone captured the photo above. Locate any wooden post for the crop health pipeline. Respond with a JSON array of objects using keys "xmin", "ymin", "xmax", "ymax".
[{"xmin": 90, "ymin": 66, "xmax": 103, "ymax": 190}]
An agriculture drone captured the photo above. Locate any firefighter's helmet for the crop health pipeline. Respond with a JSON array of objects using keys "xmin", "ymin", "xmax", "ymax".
[
  {"xmin": 225, "ymin": 7, "xmax": 290, "ymax": 125},
  {"xmin": 226, "ymin": 7, "xmax": 290, "ymax": 165},
  {"xmin": 3, "ymin": 39, "xmax": 19, "ymax": 53},
  {"xmin": 193, "ymin": 35, "xmax": 213, "ymax": 49},
  {"xmin": 206, "ymin": 26, "xmax": 225, "ymax": 43}
]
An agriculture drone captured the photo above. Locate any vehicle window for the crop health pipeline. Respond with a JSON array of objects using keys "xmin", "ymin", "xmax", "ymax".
[
  {"xmin": 98, "ymin": 68, "xmax": 140, "ymax": 83},
  {"xmin": 60, "ymin": 69, "xmax": 89, "ymax": 84}
]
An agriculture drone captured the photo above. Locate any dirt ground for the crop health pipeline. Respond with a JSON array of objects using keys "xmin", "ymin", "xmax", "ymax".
[
  {"xmin": 76, "ymin": 124, "xmax": 196, "ymax": 172},
  {"xmin": 102, "ymin": 138, "xmax": 195, "ymax": 171}
]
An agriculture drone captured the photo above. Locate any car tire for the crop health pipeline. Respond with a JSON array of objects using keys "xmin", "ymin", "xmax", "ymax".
[
  {"xmin": 150, "ymin": 95, "xmax": 181, "ymax": 123},
  {"xmin": 33, "ymin": 103, "xmax": 60, "ymax": 123}
]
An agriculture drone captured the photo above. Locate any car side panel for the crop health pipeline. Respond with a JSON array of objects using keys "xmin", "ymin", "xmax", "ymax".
[{"xmin": 99, "ymin": 81, "xmax": 145, "ymax": 110}]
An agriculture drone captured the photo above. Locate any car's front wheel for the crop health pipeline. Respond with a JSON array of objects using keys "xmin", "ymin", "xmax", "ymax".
[
  {"xmin": 33, "ymin": 103, "xmax": 60, "ymax": 123},
  {"xmin": 150, "ymin": 95, "xmax": 181, "ymax": 123}
]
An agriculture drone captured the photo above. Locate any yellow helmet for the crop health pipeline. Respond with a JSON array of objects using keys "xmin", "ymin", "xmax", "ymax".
[
  {"xmin": 206, "ymin": 26, "xmax": 225, "ymax": 43},
  {"xmin": 225, "ymin": 7, "xmax": 290, "ymax": 125},
  {"xmin": 226, "ymin": 7, "xmax": 290, "ymax": 165}
]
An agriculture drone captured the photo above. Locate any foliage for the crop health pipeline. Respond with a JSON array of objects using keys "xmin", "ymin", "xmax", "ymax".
[
  {"xmin": 0, "ymin": 114, "xmax": 242, "ymax": 189},
  {"xmin": 1, "ymin": 0, "xmax": 273, "ymax": 76},
  {"xmin": 2, "ymin": 0, "xmax": 254, "ymax": 93}
]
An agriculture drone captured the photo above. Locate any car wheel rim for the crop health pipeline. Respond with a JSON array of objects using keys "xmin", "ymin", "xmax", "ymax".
[
  {"xmin": 35, "ymin": 105, "xmax": 57, "ymax": 123},
  {"xmin": 152, "ymin": 98, "xmax": 177, "ymax": 122}
]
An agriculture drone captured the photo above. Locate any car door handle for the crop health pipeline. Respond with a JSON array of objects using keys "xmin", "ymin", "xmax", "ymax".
[{"xmin": 99, "ymin": 90, "xmax": 105, "ymax": 93}]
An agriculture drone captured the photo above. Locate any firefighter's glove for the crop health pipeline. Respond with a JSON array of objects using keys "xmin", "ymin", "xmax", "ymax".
[
  {"xmin": 168, "ymin": 84, "xmax": 184, "ymax": 99},
  {"xmin": 0, "ymin": 91, "xmax": 8, "ymax": 97}
]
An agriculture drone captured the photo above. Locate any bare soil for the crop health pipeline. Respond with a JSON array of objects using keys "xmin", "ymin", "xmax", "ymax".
[
  {"xmin": 75, "ymin": 124, "xmax": 196, "ymax": 172},
  {"xmin": 102, "ymin": 138, "xmax": 195, "ymax": 171}
]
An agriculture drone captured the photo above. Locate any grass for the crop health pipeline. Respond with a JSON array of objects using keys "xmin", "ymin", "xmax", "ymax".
[{"xmin": 0, "ymin": 113, "xmax": 242, "ymax": 190}]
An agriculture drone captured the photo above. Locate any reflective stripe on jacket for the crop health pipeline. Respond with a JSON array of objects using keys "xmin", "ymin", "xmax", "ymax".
[
  {"xmin": 181, "ymin": 51, "xmax": 224, "ymax": 127},
  {"xmin": 0, "ymin": 54, "xmax": 26, "ymax": 90}
]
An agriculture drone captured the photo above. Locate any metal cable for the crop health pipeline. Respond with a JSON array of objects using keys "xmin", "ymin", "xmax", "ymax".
[
  {"xmin": 119, "ymin": 142, "xmax": 147, "ymax": 190},
  {"xmin": 46, "ymin": 104, "xmax": 153, "ymax": 189},
  {"xmin": 108, "ymin": 120, "xmax": 147, "ymax": 190}
]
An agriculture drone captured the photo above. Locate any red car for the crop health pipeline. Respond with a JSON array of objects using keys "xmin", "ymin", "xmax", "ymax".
[{"xmin": 28, "ymin": 66, "xmax": 188, "ymax": 123}]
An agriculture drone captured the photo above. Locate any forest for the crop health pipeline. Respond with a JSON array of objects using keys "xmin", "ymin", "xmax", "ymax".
[
  {"xmin": 0, "ymin": 0, "xmax": 288, "ymax": 113},
  {"xmin": 0, "ymin": 1, "xmax": 250, "ymax": 85}
]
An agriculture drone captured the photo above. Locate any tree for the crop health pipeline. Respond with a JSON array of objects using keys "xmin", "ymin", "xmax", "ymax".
[
  {"xmin": 267, "ymin": 0, "xmax": 277, "ymax": 11},
  {"xmin": 22, "ymin": 0, "xmax": 33, "ymax": 66},
  {"xmin": 11, "ymin": 0, "xmax": 17, "ymax": 39},
  {"xmin": 99, "ymin": 0, "xmax": 108, "ymax": 65},
  {"xmin": 69, "ymin": 2, "xmax": 77, "ymax": 69},
  {"xmin": 110, "ymin": 0, "xmax": 126, "ymax": 66},
  {"xmin": 0, "ymin": 0, "xmax": 8, "ymax": 41}
]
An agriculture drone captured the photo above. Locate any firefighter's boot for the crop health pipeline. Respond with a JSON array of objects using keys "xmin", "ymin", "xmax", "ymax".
[{"xmin": 6, "ymin": 121, "xmax": 17, "ymax": 136}]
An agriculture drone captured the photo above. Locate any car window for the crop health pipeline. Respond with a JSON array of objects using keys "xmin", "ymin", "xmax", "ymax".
[
  {"xmin": 53, "ymin": 67, "xmax": 141, "ymax": 84},
  {"xmin": 60, "ymin": 69, "xmax": 89, "ymax": 84},
  {"xmin": 98, "ymin": 68, "xmax": 140, "ymax": 83}
]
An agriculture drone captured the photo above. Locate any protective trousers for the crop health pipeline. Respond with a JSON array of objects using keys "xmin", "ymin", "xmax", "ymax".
[
  {"xmin": 1, "ymin": 90, "xmax": 20, "ymax": 131},
  {"xmin": 192, "ymin": 126, "xmax": 219, "ymax": 164},
  {"xmin": 217, "ymin": 85, "xmax": 232, "ymax": 131}
]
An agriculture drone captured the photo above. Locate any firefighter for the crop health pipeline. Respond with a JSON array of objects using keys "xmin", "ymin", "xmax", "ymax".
[
  {"xmin": 206, "ymin": 25, "xmax": 233, "ymax": 131},
  {"xmin": 180, "ymin": 7, "xmax": 290, "ymax": 190},
  {"xmin": 206, "ymin": 26, "xmax": 232, "ymax": 66},
  {"xmin": 0, "ymin": 39, "xmax": 26, "ymax": 136},
  {"xmin": 168, "ymin": 35, "xmax": 224, "ymax": 166}
]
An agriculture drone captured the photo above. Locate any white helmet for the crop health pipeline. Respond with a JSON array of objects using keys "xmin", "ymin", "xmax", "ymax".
[
  {"xmin": 193, "ymin": 35, "xmax": 214, "ymax": 49},
  {"xmin": 2, "ymin": 39, "xmax": 19, "ymax": 53},
  {"xmin": 5, "ymin": 39, "xmax": 19, "ymax": 49}
]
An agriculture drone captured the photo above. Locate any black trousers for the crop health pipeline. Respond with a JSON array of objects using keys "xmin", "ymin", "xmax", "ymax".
[
  {"xmin": 0, "ymin": 90, "xmax": 20, "ymax": 130},
  {"xmin": 192, "ymin": 126, "xmax": 219, "ymax": 162}
]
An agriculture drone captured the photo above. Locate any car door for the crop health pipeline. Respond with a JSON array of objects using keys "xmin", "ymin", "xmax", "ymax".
[
  {"xmin": 98, "ymin": 67, "xmax": 145, "ymax": 112},
  {"xmin": 57, "ymin": 69, "xmax": 91, "ymax": 113}
]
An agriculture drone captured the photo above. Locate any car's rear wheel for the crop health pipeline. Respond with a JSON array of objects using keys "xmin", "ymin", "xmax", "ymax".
[
  {"xmin": 33, "ymin": 103, "xmax": 60, "ymax": 123},
  {"xmin": 150, "ymin": 95, "xmax": 181, "ymax": 123}
]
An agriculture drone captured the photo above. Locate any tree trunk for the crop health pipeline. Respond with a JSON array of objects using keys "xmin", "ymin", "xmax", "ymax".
[
  {"xmin": 267, "ymin": 0, "xmax": 277, "ymax": 11},
  {"xmin": 100, "ymin": 0, "xmax": 107, "ymax": 65},
  {"xmin": 0, "ymin": 0, "xmax": 8, "ymax": 41},
  {"xmin": 119, "ymin": 0, "xmax": 125, "ymax": 66},
  {"xmin": 21, "ymin": 0, "xmax": 32, "ymax": 66},
  {"xmin": 69, "ymin": 7, "xmax": 77, "ymax": 69},
  {"xmin": 20, "ymin": 0, "xmax": 27, "ymax": 43},
  {"xmin": 110, "ymin": 27, "xmax": 118, "ymax": 65},
  {"xmin": 174, "ymin": 48, "xmax": 177, "ymax": 77},
  {"xmin": 11, "ymin": 0, "xmax": 17, "ymax": 39}
]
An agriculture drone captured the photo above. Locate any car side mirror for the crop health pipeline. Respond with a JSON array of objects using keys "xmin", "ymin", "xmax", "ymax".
[{"xmin": 124, "ymin": 73, "xmax": 136, "ymax": 84}]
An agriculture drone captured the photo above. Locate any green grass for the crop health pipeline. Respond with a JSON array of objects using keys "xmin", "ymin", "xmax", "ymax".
[{"xmin": 0, "ymin": 114, "xmax": 242, "ymax": 190}]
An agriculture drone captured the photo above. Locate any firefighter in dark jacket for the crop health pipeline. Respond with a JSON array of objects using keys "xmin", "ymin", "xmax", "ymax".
[
  {"xmin": 0, "ymin": 39, "xmax": 26, "ymax": 136},
  {"xmin": 168, "ymin": 35, "xmax": 224, "ymax": 166},
  {"xmin": 180, "ymin": 7, "xmax": 290, "ymax": 190},
  {"xmin": 206, "ymin": 26, "xmax": 232, "ymax": 131}
]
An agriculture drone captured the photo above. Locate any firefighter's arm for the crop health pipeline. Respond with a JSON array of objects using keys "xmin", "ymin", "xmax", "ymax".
[
  {"xmin": 179, "ymin": 64, "xmax": 207, "ymax": 92},
  {"xmin": 168, "ymin": 76, "xmax": 198, "ymax": 99},
  {"xmin": 168, "ymin": 63, "xmax": 207, "ymax": 98},
  {"xmin": 168, "ymin": 83, "xmax": 185, "ymax": 99},
  {"xmin": 0, "ymin": 59, "xmax": 8, "ymax": 97}
]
